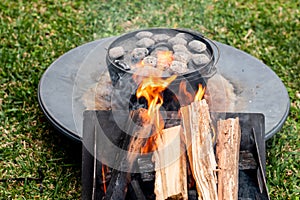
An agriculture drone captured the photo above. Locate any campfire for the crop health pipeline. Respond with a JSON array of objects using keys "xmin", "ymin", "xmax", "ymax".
[{"xmin": 81, "ymin": 28, "xmax": 269, "ymax": 200}]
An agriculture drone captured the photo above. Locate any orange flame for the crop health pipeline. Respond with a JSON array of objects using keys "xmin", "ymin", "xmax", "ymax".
[
  {"xmin": 141, "ymin": 134, "xmax": 158, "ymax": 154},
  {"xmin": 136, "ymin": 75, "xmax": 177, "ymax": 154},
  {"xmin": 194, "ymin": 84, "xmax": 206, "ymax": 102},
  {"xmin": 136, "ymin": 75, "xmax": 177, "ymax": 117}
]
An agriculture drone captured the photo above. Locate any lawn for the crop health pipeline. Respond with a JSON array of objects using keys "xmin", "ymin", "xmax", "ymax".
[{"xmin": 0, "ymin": 0, "xmax": 299, "ymax": 199}]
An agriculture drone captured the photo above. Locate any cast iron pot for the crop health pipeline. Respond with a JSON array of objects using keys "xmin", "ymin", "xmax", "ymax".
[{"xmin": 106, "ymin": 28, "xmax": 220, "ymax": 111}]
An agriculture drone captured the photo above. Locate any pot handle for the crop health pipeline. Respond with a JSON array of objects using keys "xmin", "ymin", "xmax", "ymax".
[
  {"xmin": 201, "ymin": 37, "xmax": 220, "ymax": 78},
  {"xmin": 207, "ymin": 38, "xmax": 220, "ymax": 69}
]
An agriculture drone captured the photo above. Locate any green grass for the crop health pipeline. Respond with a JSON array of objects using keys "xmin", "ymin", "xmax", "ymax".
[{"xmin": 0, "ymin": 0, "xmax": 299, "ymax": 199}]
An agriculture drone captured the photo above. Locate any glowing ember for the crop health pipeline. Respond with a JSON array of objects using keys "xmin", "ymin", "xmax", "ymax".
[
  {"xmin": 133, "ymin": 50, "xmax": 174, "ymax": 70},
  {"xmin": 156, "ymin": 50, "xmax": 174, "ymax": 70},
  {"xmin": 101, "ymin": 165, "xmax": 108, "ymax": 194},
  {"xmin": 156, "ymin": 51, "xmax": 173, "ymax": 64}
]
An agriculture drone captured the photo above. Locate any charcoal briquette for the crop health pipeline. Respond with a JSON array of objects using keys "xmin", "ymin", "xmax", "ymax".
[
  {"xmin": 135, "ymin": 31, "xmax": 153, "ymax": 39},
  {"xmin": 109, "ymin": 46, "xmax": 125, "ymax": 59},
  {"xmin": 188, "ymin": 40, "xmax": 207, "ymax": 53},
  {"xmin": 143, "ymin": 56, "xmax": 157, "ymax": 67},
  {"xmin": 191, "ymin": 54, "xmax": 210, "ymax": 66},
  {"xmin": 173, "ymin": 51, "xmax": 190, "ymax": 64},
  {"xmin": 152, "ymin": 34, "xmax": 171, "ymax": 42},
  {"xmin": 131, "ymin": 48, "xmax": 149, "ymax": 62},
  {"xmin": 168, "ymin": 37, "xmax": 187, "ymax": 46},
  {"xmin": 136, "ymin": 38, "xmax": 155, "ymax": 48},
  {"xmin": 175, "ymin": 32, "xmax": 193, "ymax": 41},
  {"xmin": 150, "ymin": 46, "xmax": 170, "ymax": 57},
  {"xmin": 172, "ymin": 44, "xmax": 189, "ymax": 53},
  {"xmin": 169, "ymin": 60, "xmax": 188, "ymax": 74}
]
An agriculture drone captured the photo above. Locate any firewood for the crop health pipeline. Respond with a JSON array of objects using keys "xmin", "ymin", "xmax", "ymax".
[
  {"xmin": 102, "ymin": 132, "xmax": 131, "ymax": 200},
  {"xmin": 104, "ymin": 109, "xmax": 151, "ymax": 200},
  {"xmin": 128, "ymin": 179, "xmax": 147, "ymax": 200},
  {"xmin": 216, "ymin": 117, "xmax": 241, "ymax": 200},
  {"xmin": 153, "ymin": 125, "xmax": 188, "ymax": 200},
  {"xmin": 126, "ymin": 108, "xmax": 153, "ymax": 169},
  {"xmin": 137, "ymin": 155, "xmax": 155, "ymax": 182},
  {"xmin": 181, "ymin": 99, "xmax": 218, "ymax": 200}
]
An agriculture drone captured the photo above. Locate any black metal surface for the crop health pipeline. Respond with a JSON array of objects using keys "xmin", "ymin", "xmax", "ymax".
[
  {"xmin": 37, "ymin": 39, "xmax": 103, "ymax": 141},
  {"xmin": 38, "ymin": 36, "xmax": 289, "ymax": 141},
  {"xmin": 82, "ymin": 110, "xmax": 269, "ymax": 199}
]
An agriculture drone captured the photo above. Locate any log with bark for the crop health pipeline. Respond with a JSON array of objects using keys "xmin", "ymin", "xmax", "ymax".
[
  {"xmin": 153, "ymin": 125, "xmax": 188, "ymax": 200},
  {"xmin": 181, "ymin": 99, "xmax": 218, "ymax": 200},
  {"xmin": 216, "ymin": 117, "xmax": 241, "ymax": 200}
]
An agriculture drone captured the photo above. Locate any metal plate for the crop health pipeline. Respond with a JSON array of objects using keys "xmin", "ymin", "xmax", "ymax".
[{"xmin": 38, "ymin": 37, "xmax": 289, "ymax": 141}]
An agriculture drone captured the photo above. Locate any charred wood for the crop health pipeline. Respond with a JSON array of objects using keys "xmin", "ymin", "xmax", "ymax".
[
  {"xmin": 128, "ymin": 179, "xmax": 147, "ymax": 200},
  {"xmin": 137, "ymin": 155, "xmax": 155, "ymax": 182}
]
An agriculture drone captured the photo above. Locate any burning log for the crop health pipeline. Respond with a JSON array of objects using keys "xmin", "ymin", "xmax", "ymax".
[
  {"xmin": 103, "ymin": 108, "xmax": 152, "ymax": 200},
  {"xmin": 153, "ymin": 125, "xmax": 188, "ymax": 200},
  {"xmin": 181, "ymin": 99, "xmax": 218, "ymax": 200},
  {"xmin": 216, "ymin": 117, "xmax": 241, "ymax": 200},
  {"xmin": 102, "ymin": 136, "xmax": 131, "ymax": 200}
]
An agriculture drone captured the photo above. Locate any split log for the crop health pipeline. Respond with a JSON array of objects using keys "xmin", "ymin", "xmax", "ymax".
[
  {"xmin": 216, "ymin": 117, "xmax": 241, "ymax": 200},
  {"xmin": 153, "ymin": 125, "xmax": 188, "ymax": 200},
  {"xmin": 181, "ymin": 99, "xmax": 218, "ymax": 200}
]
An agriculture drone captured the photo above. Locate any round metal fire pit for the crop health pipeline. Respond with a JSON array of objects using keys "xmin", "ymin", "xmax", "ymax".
[{"xmin": 38, "ymin": 34, "xmax": 290, "ymax": 142}]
